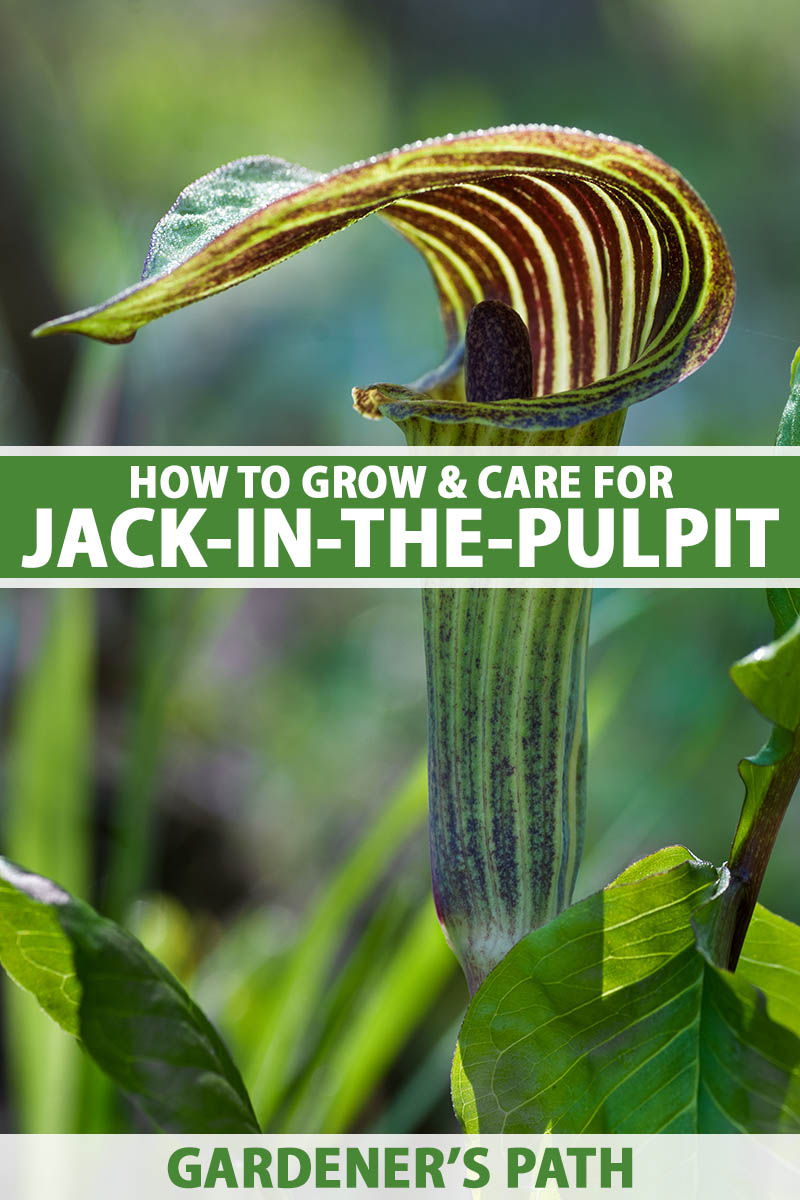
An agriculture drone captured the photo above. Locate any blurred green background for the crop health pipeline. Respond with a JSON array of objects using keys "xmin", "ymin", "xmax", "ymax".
[{"xmin": 0, "ymin": 0, "xmax": 798, "ymax": 1134}]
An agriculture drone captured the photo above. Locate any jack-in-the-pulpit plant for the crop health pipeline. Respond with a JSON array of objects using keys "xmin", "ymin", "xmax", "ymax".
[
  {"xmin": 33, "ymin": 126, "xmax": 735, "ymax": 992},
  {"xmin": 0, "ymin": 127, "xmax": 797, "ymax": 1136}
]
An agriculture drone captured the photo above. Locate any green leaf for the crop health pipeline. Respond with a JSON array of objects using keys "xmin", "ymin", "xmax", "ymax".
[
  {"xmin": 34, "ymin": 126, "xmax": 734, "ymax": 435},
  {"xmin": 610, "ymin": 843, "xmax": 697, "ymax": 884},
  {"xmin": 0, "ymin": 857, "xmax": 259, "ymax": 1133},
  {"xmin": 768, "ymin": 349, "xmax": 800, "ymax": 637},
  {"xmin": 0, "ymin": 863, "xmax": 80, "ymax": 1034},
  {"xmin": 774, "ymin": 347, "xmax": 800, "ymax": 452},
  {"xmin": 453, "ymin": 856, "xmax": 800, "ymax": 1133},
  {"xmin": 727, "ymin": 615, "xmax": 800, "ymax": 876},
  {"xmin": 731, "ymin": 617, "xmax": 800, "ymax": 732},
  {"xmin": 736, "ymin": 905, "xmax": 800, "ymax": 1031},
  {"xmin": 768, "ymin": 588, "xmax": 800, "ymax": 640}
]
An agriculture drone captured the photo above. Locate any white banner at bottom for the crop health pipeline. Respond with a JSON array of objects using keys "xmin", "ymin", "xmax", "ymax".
[{"xmin": 0, "ymin": 1134, "xmax": 798, "ymax": 1198}]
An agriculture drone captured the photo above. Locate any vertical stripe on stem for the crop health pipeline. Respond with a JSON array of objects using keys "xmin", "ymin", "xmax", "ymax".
[{"xmin": 423, "ymin": 586, "xmax": 590, "ymax": 993}]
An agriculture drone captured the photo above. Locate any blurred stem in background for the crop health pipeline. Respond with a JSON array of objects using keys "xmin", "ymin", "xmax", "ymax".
[
  {"xmin": 2, "ymin": 588, "xmax": 199, "ymax": 1131},
  {"xmin": 101, "ymin": 590, "xmax": 193, "ymax": 923},
  {"xmin": 4, "ymin": 590, "xmax": 92, "ymax": 1131},
  {"xmin": 244, "ymin": 756, "xmax": 434, "ymax": 1126}
]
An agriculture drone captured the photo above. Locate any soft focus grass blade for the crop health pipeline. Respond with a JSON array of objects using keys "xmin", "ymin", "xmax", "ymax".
[
  {"xmin": 190, "ymin": 907, "xmax": 295, "ymax": 1079},
  {"xmin": 103, "ymin": 590, "xmax": 195, "ymax": 923},
  {"xmin": 370, "ymin": 1017, "xmax": 461, "ymax": 1134},
  {"xmin": 274, "ymin": 893, "xmax": 412, "ymax": 1129},
  {"xmin": 247, "ymin": 755, "xmax": 428, "ymax": 1126},
  {"xmin": 2, "ymin": 590, "xmax": 93, "ymax": 1132},
  {"xmin": 284, "ymin": 898, "xmax": 455, "ymax": 1132}
]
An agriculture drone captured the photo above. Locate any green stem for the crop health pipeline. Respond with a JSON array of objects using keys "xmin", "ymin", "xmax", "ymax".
[
  {"xmin": 395, "ymin": 405, "xmax": 624, "ymax": 992},
  {"xmin": 707, "ymin": 355, "xmax": 800, "ymax": 971},
  {"xmin": 714, "ymin": 726, "xmax": 800, "ymax": 971},
  {"xmin": 386, "ymin": 302, "xmax": 629, "ymax": 992},
  {"xmin": 423, "ymin": 586, "xmax": 590, "ymax": 992}
]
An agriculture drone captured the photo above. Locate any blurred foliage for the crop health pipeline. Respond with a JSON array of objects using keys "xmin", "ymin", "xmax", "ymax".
[
  {"xmin": 0, "ymin": 0, "xmax": 798, "ymax": 1133},
  {"xmin": 3, "ymin": 591, "xmax": 93, "ymax": 1132}
]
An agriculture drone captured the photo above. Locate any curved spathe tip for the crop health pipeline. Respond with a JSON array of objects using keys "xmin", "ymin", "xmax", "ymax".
[{"xmin": 31, "ymin": 126, "xmax": 735, "ymax": 429}]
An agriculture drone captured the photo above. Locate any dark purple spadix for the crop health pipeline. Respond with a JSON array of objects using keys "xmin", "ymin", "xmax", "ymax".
[{"xmin": 464, "ymin": 300, "xmax": 534, "ymax": 406}]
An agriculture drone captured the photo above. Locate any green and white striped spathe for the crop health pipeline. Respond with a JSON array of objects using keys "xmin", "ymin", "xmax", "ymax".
[{"xmin": 35, "ymin": 125, "xmax": 733, "ymax": 433}]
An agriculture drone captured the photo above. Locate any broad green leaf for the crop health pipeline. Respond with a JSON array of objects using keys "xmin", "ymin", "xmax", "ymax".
[
  {"xmin": 0, "ymin": 864, "xmax": 80, "ymax": 1034},
  {"xmin": 736, "ymin": 905, "xmax": 800, "ymax": 1031},
  {"xmin": 34, "ymin": 127, "xmax": 734, "ymax": 435},
  {"xmin": 453, "ymin": 856, "xmax": 800, "ymax": 1133},
  {"xmin": 0, "ymin": 857, "xmax": 259, "ymax": 1133},
  {"xmin": 611, "ymin": 843, "xmax": 697, "ymax": 884}
]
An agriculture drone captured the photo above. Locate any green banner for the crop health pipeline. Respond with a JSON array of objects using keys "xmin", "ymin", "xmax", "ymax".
[{"xmin": 2, "ymin": 450, "xmax": 798, "ymax": 583}]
